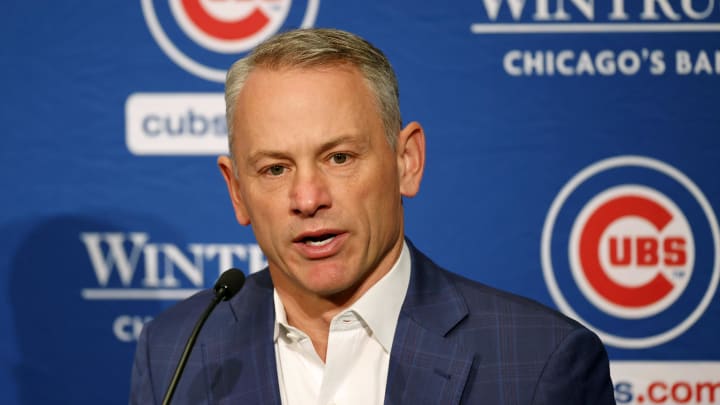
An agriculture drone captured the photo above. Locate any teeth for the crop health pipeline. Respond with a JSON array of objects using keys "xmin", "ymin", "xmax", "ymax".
[{"xmin": 305, "ymin": 235, "xmax": 335, "ymax": 246}]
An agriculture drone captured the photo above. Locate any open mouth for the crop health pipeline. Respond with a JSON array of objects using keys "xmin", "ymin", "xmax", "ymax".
[{"xmin": 300, "ymin": 233, "xmax": 337, "ymax": 247}]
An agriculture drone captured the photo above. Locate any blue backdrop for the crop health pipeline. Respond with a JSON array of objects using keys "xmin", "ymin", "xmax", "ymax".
[{"xmin": 2, "ymin": 1, "xmax": 718, "ymax": 404}]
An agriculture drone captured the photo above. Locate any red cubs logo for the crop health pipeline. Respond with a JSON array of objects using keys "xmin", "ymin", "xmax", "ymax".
[
  {"xmin": 542, "ymin": 156, "xmax": 719, "ymax": 348},
  {"xmin": 569, "ymin": 186, "xmax": 694, "ymax": 319},
  {"xmin": 170, "ymin": 0, "xmax": 292, "ymax": 53},
  {"xmin": 142, "ymin": 0, "xmax": 320, "ymax": 81}
]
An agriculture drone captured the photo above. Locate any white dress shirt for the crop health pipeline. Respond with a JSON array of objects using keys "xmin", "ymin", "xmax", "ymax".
[{"xmin": 273, "ymin": 242, "xmax": 411, "ymax": 405}]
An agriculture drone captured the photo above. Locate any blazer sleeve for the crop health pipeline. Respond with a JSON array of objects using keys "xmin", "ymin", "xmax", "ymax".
[
  {"xmin": 129, "ymin": 325, "xmax": 158, "ymax": 405},
  {"xmin": 531, "ymin": 327, "xmax": 616, "ymax": 405}
]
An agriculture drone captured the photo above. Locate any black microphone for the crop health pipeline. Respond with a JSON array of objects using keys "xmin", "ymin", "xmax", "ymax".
[{"xmin": 161, "ymin": 268, "xmax": 246, "ymax": 405}]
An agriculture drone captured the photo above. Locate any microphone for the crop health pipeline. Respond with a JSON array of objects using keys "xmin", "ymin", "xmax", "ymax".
[{"xmin": 161, "ymin": 268, "xmax": 246, "ymax": 405}]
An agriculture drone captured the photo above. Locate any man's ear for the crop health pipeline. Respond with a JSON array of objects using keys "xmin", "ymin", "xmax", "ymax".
[
  {"xmin": 396, "ymin": 121, "xmax": 426, "ymax": 198},
  {"xmin": 218, "ymin": 155, "xmax": 251, "ymax": 226}
]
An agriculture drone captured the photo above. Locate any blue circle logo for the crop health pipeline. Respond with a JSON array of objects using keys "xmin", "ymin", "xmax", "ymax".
[
  {"xmin": 142, "ymin": 0, "xmax": 320, "ymax": 82},
  {"xmin": 542, "ymin": 156, "xmax": 719, "ymax": 348}
]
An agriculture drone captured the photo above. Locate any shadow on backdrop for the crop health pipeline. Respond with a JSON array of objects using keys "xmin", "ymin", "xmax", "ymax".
[{"xmin": 9, "ymin": 214, "xmax": 176, "ymax": 404}]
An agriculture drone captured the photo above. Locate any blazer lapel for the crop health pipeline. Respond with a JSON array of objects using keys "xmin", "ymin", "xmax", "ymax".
[
  {"xmin": 201, "ymin": 271, "xmax": 281, "ymax": 405},
  {"xmin": 385, "ymin": 242, "xmax": 475, "ymax": 405}
]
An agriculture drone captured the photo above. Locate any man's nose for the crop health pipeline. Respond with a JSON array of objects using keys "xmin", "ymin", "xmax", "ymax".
[{"xmin": 289, "ymin": 166, "xmax": 332, "ymax": 217}]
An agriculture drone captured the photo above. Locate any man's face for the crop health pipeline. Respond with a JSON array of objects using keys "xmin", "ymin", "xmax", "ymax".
[{"xmin": 219, "ymin": 65, "xmax": 424, "ymax": 300}]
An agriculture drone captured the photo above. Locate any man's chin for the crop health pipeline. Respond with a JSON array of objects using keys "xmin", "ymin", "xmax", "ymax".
[
  {"xmin": 271, "ymin": 261, "xmax": 348, "ymax": 289},
  {"xmin": 302, "ymin": 270, "xmax": 376, "ymax": 304},
  {"xmin": 302, "ymin": 277, "xmax": 359, "ymax": 299},
  {"xmin": 296, "ymin": 270, "xmax": 366, "ymax": 303},
  {"xmin": 313, "ymin": 283, "xmax": 365, "ymax": 305}
]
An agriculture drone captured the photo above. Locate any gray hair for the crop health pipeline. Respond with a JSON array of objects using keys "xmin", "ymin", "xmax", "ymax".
[{"xmin": 224, "ymin": 28, "xmax": 401, "ymax": 158}]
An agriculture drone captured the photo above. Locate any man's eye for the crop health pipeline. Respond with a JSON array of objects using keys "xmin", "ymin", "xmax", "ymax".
[
  {"xmin": 267, "ymin": 165, "xmax": 285, "ymax": 176},
  {"xmin": 331, "ymin": 153, "xmax": 349, "ymax": 164}
]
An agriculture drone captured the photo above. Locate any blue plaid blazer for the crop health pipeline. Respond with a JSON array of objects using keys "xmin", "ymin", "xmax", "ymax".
[{"xmin": 130, "ymin": 242, "xmax": 615, "ymax": 404}]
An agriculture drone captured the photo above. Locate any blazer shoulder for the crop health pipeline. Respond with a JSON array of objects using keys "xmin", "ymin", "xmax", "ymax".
[
  {"xmin": 444, "ymin": 269, "xmax": 583, "ymax": 333},
  {"xmin": 142, "ymin": 269, "xmax": 272, "ymax": 342},
  {"xmin": 405, "ymin": 241, "xmax": 584, "ymax": 339},
  {"xmin": 131, "ymin": 269, "xmax": 278, "ymax": 404},
  {"xmin": 438, "ymin": 269, "xmax": 614, "ymax": 403}
]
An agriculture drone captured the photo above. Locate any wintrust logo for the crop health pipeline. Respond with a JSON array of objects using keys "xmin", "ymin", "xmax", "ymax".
[
  {"xmin": 470, "ymin": 0, "xmax": 720, "ymax": 77},
  {"xmin": 80, "ymin": 232, "xmax": 266, "ymax": 300},
  {"xmin": 471, "ymin": 0, "xmax": 720, "ymax": 33},
  {"xmin": 542, "ymin": 156, "xmax": 719, "ymax": 348},
  {"xmin": 80, "ymin": 231, "xmax": 268, "ymax": 342}
]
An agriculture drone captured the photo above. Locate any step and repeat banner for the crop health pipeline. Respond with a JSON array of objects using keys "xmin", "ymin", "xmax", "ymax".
[{"xmin": 1, "ymin": 1, "xmax": 718, "ymax": 404}]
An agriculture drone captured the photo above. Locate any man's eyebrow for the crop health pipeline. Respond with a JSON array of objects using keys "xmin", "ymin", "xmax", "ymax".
[
  {"xmin": 246, "ymin": 150, "xmax": 290, "ymax": 167},
  {"xmin": 246, "ymin": 134, "xmax": 367, "ymax": 166},
  {"xmin": 318, "ymin": 135, "xmax": 366, "ymax": 153}
]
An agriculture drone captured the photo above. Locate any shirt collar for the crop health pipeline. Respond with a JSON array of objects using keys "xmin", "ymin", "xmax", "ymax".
[
  {"xmin": 273, "ymin": 290, "xmax": 289, "ymax": 342},
  {"xmin": 273, "ymin": 240, "xmax": 412, "ymax": 352}
]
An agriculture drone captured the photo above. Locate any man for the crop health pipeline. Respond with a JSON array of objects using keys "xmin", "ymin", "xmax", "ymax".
[{"xmin": 130, "ymin": 28, "xmax": 615, "ymax": 404}]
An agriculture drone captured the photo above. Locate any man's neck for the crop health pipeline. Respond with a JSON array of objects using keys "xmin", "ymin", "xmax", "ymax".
[
  {"xmin": 272, "ymin": 240, "xmax": 405, "ymax": 361},
  {"xmin": 275, "ymin": 274, "xmax": 381, "ymax": 362},
  {"xmin": 276, "ymin": 291, "xmax": 338, "ymax": 361}
]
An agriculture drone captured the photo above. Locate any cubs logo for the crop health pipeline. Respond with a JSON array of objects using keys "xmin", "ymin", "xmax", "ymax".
[
  {"xmin": 142, "ymin": 0, "xmax": 320, "ymax": 82},
  {"xmin": 542, "ymin": 156, "xmax": 719, "ymax": 348}
]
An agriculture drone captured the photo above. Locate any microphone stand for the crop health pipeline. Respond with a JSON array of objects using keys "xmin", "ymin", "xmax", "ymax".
[
  {"xmin": 161, "ymin": 293, "xmax": 223, "ymax": 405},
  {"xmin": 161, "ymin": 268, "xmax": 245, "ymax": 405}
]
